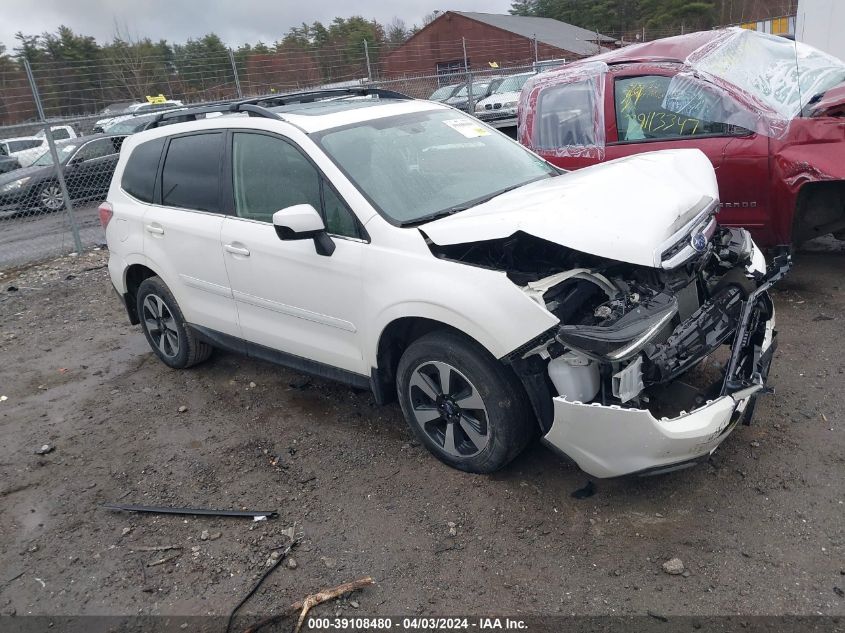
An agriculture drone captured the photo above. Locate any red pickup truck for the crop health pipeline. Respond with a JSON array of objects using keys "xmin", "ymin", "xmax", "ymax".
[{"xmin": 518, "ymin": 28, "xmax": 845, "ymax": 247}]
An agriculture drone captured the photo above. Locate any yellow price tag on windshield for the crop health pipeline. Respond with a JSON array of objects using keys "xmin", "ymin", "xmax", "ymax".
[
  {"xmin": 443, "ymin": 119, "xmax": 490, "ymax": 138},
  {"xmin": 145, "ymin": 94, "xmax": 167, "ymax": 104}
]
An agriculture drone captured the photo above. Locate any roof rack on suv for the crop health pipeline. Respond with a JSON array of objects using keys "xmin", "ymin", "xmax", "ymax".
[{"xmin": 147, "ymin": 87, "xmax": 412, "ymax": 129}]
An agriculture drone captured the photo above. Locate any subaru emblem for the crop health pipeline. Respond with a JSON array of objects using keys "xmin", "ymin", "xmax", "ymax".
[{"xmin": 690, "ymin": 232, "xmax": 708, "ymax": 252}]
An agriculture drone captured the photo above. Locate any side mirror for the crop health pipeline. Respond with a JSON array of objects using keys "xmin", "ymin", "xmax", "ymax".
[{"xmin": 272, "ymin": 204, "xmax": 335, "ymax": 256}]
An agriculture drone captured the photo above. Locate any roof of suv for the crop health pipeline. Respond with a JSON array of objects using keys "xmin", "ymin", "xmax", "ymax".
[{"xmin": 132, "ymin": 96, "xmax": 447, "ymax": 138}]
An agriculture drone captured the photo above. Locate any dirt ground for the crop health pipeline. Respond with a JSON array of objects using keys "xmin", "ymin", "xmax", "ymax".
[{"xmin": 0, "ymin": 241, "xmax": 843, "ymax": 624}]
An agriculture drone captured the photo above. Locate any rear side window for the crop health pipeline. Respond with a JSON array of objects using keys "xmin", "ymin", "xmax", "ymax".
[
  {"xmin": 161, "ymin": 133, "xmax": 223, "ymax": 212},
  {"xmin": 52, "ymin": 128, "xmax": 71, "ymax": 140},
  {"xmin": 121, "ymin": 137, "xmax": 165, "ymax": 203},
  {"xmin": 533, "ymin": 80, "xmax": 597, "ymax": 149}
]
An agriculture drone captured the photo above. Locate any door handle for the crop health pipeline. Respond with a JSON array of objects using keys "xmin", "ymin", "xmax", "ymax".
[
  {"xmin": 145, "ymin": 224, "xmax": 164, "ymax": 235},
  {"xmin": 224, "ymin": 244, "xmax": 250, "ymax": 257}
]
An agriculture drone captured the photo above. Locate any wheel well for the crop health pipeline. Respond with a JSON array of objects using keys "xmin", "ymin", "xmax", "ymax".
[
  {"xmin": 123, "ymin": 264, "xmax": 158, "ymax": 324},
  {"xmin": 793, "ymin": 181, "xmax": 845, "ymax": 245},
  {"xmin": 373, "ymin": 318, "xmax": 476, "ymax": 405}
]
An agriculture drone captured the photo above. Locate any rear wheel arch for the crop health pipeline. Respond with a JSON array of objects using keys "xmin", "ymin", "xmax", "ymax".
[
  {"xmin": 123, "ymin": 263, "xmax": 160, "ymax": 324},
  {"xmin": 792, "ymin": 180, "xmax": 845, "ymax": 245}
]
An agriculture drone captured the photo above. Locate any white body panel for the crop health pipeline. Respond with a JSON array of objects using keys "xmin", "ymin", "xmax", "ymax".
[
  {"xmin": 421, "ymin": 149, "xmax": 719, "ymax": 267},
  {"xmin": 142, "ymin": 205, "xmax": 240, "ymax": 338},
  {"xmin": 221, "ymin": 215, "xmax": 366, "ymax": 374}
]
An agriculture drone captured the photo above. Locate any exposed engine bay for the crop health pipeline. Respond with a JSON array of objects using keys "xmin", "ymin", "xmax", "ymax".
[{"xmin": 430, "ymin": 224, "xmax": 788, "ymax": 428}]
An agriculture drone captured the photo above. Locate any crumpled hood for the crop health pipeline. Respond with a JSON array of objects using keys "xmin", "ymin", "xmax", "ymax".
[{"xmin": 420, "ymin": 148, "xmax": 719, "ymax": 268}]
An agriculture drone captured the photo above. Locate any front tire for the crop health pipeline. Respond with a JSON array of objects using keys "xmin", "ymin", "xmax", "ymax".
[
  {"xmin": 136, "ymin": 276, "xmax": 212, "ymax": 369},
  {"xmin": 396, "ymin": 330, "xmax": 533, "ymax": 474},
  {"xmin": 38, "ymin": 183, "xmax": 64, "ymax": 212}
]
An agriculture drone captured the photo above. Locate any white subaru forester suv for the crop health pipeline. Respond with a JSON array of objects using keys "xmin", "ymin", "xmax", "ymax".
[{"xmin": 102, "ymin": 88, "xmax": 788, "ymax": 478}]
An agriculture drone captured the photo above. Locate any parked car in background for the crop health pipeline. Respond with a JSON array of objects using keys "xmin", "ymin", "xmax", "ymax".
[
  {"xmin": 94, "ymin": 100, "xmax": 184, "ymax": 132},
  {"xmin": 445, "ymin": 79, "xmax": 502, "ymax": 112},
  {"xmin": 0, "ymin": 134, "xmax": 125, "ymax": 216},
  {"xmin": 0, "ymin": 125, "xmax": 79, "ymax": 167},
  {"xmin": 474, "ymin": 72, "xmax": 534, "ymax": 128},
  {"xmin": 102, "ymin": 88, "xmax": 785, "ymax": 479},
  {"xmin": 518, "ymin": 28, "xmax": 845, "ymax": 247},
  {"xmin": 429, "ymin": 83, "xmax": 463, "ymax": 103}
]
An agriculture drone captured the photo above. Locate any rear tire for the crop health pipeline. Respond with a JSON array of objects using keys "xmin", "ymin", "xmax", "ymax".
[
  {"xmin": 136, "ymin": 276, "xmax": 212, "ymax": 369},
  {"xmin": 396, "ymin": 330, "xmax": 533, "ymax": 473}
]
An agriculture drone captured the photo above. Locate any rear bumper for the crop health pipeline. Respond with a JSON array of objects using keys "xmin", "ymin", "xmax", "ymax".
[{"xmin": 542, "ymin": 253, "xmax": 789, "ymax": 478}]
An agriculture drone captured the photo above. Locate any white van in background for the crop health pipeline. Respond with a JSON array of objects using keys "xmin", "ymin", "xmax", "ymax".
[
  {"xmin": 0, "ymin": 125, "xmax": 78, "ymax": 167},
  {"xmin": 797, "ymin": 0, "xmax": 845, "ymax": 61}
]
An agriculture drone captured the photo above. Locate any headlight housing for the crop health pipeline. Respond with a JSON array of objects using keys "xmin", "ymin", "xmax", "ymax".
[
  {"xmin": 556, "ymin": 297, "xmax": 678, "ymax": 361},
  {"xmin": 0, "ymin": 177, "xmax": 31, "ymax": 193}
]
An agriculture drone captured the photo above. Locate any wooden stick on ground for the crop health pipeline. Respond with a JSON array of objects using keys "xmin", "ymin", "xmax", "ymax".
[
  {"xmin": 242, "ymin": 576, "xmax": 374, "ymax": 633},
  {"xmin": 293, "ymin": 577, "xmax": 374, "ymax": 633}
]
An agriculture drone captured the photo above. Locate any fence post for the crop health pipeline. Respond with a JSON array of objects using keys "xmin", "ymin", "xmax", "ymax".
[
  {"xmin": 462, "ymin": 37, "xmax": 475, "ymax": 114},
  {"xmin": 363, "ymin": 39, "xmax": 372, "ymax": 81},
  {"xmin": 23, "ymin": 58, "xmax": 83, "ymax": 255},
  {"xmin": 228, "ymin": 49, "xmax": 243, "ymax": 98},
  {"xmin": 533, "ymin": 34, "xmax": 539, "ymax": 63}
]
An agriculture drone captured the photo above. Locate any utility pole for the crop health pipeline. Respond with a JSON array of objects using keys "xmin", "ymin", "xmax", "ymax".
[
  {"xmin": 462, "ymin": 36, "xmax": 475, "ymax": 113},
  {"xmin": 363, "ymin": 39, "xmax": 372, "ymax": 81},
  {"xmin": 23, "ymin": 58, "xmax": 82, "ymax": 254},
  {"xmin": 228, "ymin": 49, "xmax": 243, "ymax": 98}
]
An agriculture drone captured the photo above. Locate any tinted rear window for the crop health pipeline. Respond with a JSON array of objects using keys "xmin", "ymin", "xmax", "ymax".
[
  {"xmin": 161, "ymin": 133, "xmax": 223, "ymax": 212},
  {"xmin": 121, "ymin": 137, "xmax": 165, "ymax": 203}
]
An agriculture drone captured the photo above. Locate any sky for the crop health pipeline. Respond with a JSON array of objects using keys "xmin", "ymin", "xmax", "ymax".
[{"xmin": 0, "ymin": 0, "xmax": 514, "ymax": 51}]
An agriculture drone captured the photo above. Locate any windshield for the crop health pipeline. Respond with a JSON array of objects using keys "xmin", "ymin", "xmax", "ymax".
[
  {"xmin": 454, "ymin": 82, "xmax": 490, "ymax": 98},
  {"xmin": 106, "ymin": 117, "xmax": 154, "ymax": 134},
  {"xmin": 314, "ymin": 109, "xmax": 557, "ymax": 224},
  {"xmin": 430, "ymin": 85, "xmax": 458, "ymax": 100},
  {"xmin": 674, "ymin": 28, "xmax": 845, "ymax": 136},
  {"xmin": 496, "ymin": 74, "xmax": 532, "ymax": 93},
  {"xmin": 31, "ymin": 142, "xmax": 79, "ymax": 167}
]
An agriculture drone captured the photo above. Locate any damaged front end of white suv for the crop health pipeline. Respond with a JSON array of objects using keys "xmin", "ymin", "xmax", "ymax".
[{"xmin": 422, "ymin": 150, "xmax": 790, "ymax": 478}]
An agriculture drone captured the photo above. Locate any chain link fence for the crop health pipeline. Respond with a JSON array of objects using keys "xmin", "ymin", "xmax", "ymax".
[{"xmin": 0, "ymin": 36, "xmax": 588, "ymax": 270}]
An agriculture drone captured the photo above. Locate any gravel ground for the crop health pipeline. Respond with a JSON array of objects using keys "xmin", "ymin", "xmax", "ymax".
[{"xmin": 0, "ymin": 242, "xmax": 843, "ymax": 624}]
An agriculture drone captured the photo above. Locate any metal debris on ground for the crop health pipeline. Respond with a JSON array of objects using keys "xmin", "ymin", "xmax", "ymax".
[{"xmin": 102, "ymin": 503, "xmax": 278, "ymax": 520}]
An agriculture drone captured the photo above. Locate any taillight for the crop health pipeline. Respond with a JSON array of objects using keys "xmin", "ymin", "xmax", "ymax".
[{"xmin": 98, "ymin": 201, "xmax": 113, "ymax": 229}]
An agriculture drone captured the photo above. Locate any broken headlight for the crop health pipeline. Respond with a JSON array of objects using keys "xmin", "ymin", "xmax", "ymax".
[{"xmin": 556, "ymin": 295, "xmax": 678, "ymax": 361}]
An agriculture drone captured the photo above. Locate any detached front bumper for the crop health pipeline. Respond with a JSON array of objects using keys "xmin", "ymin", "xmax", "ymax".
[{"xmin": 542, "ymin": 254, "xmax": 789, "ymax": 479}]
